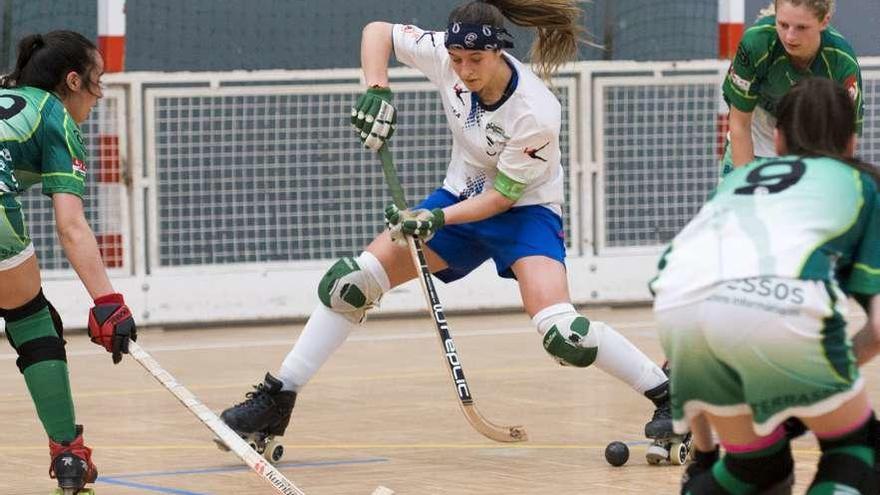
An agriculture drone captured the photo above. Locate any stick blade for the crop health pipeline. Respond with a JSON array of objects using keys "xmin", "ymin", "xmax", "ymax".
[{"xmin": 462, "ymin": 403, "xmax": 528, "ymax": 442}]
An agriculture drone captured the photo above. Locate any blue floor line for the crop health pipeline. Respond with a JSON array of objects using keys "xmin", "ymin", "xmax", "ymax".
[
  {"xmin": 103, "ymin": 456, "xmax": 389, "ymax": 479},
  {"xmin": 97, "ymin": 477, "xmax": 210, "ymax": 495}
]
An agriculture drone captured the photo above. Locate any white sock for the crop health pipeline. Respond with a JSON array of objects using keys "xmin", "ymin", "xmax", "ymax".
[
  {"xmin": 277, "ymin": 252, "xmax": 390, "ymax": 392},
  {"xmin": 593, "ymin": 324, "xmax": 667, "ymax": 395},
  {"xmin": 277, "ymin": 304, "xmax": 355, "ymax": 392}
]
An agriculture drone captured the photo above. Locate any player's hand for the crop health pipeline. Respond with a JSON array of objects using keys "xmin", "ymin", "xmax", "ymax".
[
  {"xmin": 351, "ymin": 86, "xmax": 396, "ymax": 151},
  {"xmin": 88, "ymin": 293, "xmax": 137, "ymax": 364},
  {"xmin": 385, "ymin": 204, "xmax": 444, "ymax": 245}
]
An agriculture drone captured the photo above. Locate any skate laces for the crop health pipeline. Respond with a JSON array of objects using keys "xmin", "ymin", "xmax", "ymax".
[{"xmin": 235, "ymin": 382, "xmax": 275, "ymax": 411}]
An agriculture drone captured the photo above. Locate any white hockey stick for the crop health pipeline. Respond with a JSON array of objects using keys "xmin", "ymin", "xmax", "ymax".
[
  {"xmin": 378, "ymin": 146, "xmax": 527, "ymax": 443},
  {"xmin": 127, "ymin": 341, "xmax": 307, "ymax": 495}
]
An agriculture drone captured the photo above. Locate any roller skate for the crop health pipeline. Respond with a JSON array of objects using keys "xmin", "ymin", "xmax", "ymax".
[
  {"xmin": 644, "ymin": 380, "xmax": 691, "ymax": 466},
  {"xmin": 216, "ymin": 373, "xmax": 296, "ymax": 464},
  {"xmin": 49, "ymin": 425, "xmax": 97, "ymax": 494}
]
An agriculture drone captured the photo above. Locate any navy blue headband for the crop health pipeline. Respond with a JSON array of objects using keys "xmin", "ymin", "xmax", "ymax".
[{"xmin": 444, "ymin": 22, "xmax": 514, "ymax": 51}]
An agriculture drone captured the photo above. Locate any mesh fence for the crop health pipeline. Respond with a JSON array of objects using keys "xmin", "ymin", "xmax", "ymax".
[
  {"xmin": 600, "ymin": 71, "xmax": 880, "ymax": 250},
  {"xmin": 601, "ymin": 80, "xmax": 721, "ymax": 249},
  {"xmin": 18, "ymin": 95, "xmax": 126, "ymax": 272},
  {"xmin": 862, "ymin": 77, "xmax": 880, "ymax": 164},
  {"xmin": 151, "ymin": 83, "xmax": 572, "ymax": 268}
]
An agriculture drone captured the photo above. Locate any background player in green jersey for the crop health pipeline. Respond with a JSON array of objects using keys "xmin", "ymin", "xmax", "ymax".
[
  {"xmin": 0, "ymin": 32, "xmax": 137, "ymax": 494},
  {"xmin": 720, "ymin": 0, "xmax": 862, "ymax": 177},
  {"xmin": 654, "ymin": 78, "xmax": 880, "ymax": 494}
]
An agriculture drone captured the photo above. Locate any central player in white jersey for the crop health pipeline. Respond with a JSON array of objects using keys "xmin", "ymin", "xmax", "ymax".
[{"xmin": 220, "ymin": 0, "xmax": 673, "ymax": 458}]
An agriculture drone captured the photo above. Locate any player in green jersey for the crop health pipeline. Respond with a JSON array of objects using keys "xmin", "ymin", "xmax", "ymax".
[
  {"xmin": 655, "ymin": 78, "xmax": 880, "ymax": 494},
  {"xmin": 0, "ymin": 32, "xmax": 137, "ymax": 494},
  {"xmin": 720, "ymin": 0, "xmax": 862, "ymax": 178}
]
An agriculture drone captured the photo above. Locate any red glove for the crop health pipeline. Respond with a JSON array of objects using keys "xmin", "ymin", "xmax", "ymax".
[{"xmin": 88, "ymin": 293, "xmax": 137, "ymax": 364}]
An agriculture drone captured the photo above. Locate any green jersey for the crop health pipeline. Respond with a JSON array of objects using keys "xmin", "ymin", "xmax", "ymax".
[
  {"xmin": 652, "ymin": 155, "xmax": 880, "ymax": 308},
  {"xmin": 722, "ymin": 16, "xmax": 863, "ymax": 158},
  {"xmin": 0, "ymin": 86, "xmax": 87, "ymax": 198}
]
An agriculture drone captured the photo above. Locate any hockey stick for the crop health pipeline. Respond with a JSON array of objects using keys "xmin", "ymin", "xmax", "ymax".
[
  {"xmin": 127, "ymin": 341, "xmax": 307, "ymax": 495},
  {"xmin": 377, "ymin": 146, "xmax": 527, "ymax": 443}
]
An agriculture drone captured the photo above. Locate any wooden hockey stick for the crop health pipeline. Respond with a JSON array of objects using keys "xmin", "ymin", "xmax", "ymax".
[
  {"xmin": 127, "ymin": 341, "xmax": 307, "ymax": 495},
  {"xmin": 378, "ymin": 146, "xmax": 527, "ymax": 443}
]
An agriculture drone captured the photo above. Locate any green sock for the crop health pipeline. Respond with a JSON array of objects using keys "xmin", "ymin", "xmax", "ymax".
[{"xmin": 7, "ymin": 307, "xmax": 75, "ymax": 442}]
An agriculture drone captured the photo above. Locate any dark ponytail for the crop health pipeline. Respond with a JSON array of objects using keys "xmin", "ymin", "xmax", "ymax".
[
  {"xmin": 0, "ymin": 30, "xmax": 98, "ymax": 95},
  {"xmin": 776, "ymin": 77, "xmax": 880, "ymax": 183}
]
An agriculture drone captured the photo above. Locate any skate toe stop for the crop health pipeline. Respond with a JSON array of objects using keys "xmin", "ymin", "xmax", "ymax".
[{"xmin": 372, "ymin": 486, "xmax": 395, "ymax": 495}]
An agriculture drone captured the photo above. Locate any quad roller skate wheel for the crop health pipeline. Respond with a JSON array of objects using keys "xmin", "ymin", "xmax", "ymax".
[
  {"xmin": 53, "ymin": 489, "xmax": 95, "ymax": 495},
  {"xmin": 645, "ymin": 442, "xmax": 668, "ymax": 465},
  {"xmin": 670, "ymin": 442, "xmax": 689, "ymax": 465},
  {"xmin": 264, "ymin": 438, "xmax": 284, "ymax": 463}
]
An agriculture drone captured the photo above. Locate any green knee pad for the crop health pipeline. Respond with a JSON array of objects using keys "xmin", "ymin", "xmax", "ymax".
[
  {"xmin": 318, "ymin": 256, "xmax": 383, "ymax": 323},
  {"xmin": 542, "ymin": 315, "xmax": 599, "ymax": 367},
  {"xmin": 809, "ymin": 417, "xmax": 878, "ymax": 494}
]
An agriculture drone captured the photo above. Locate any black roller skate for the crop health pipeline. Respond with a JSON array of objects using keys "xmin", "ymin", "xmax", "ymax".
[
  {"xmin": 644, "ymin": 379, "xmax": 691, "ymax": 466},
  {"xmin": 217, "ymin": 373, "xmax": 296, "ymax": 463},
  {"xmin": 49, "ymin": 425, "xmax": 97, "ymax": 495}
]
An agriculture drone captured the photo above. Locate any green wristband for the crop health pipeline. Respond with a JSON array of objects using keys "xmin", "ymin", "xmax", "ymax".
[{"xmin": 493, "ymin": 171, "xmax": 526, "ymax": 201}]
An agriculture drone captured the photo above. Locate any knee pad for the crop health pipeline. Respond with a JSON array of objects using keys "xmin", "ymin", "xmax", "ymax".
[
  {"xmin": 317, "ymin": 253, "xmax": 386, "ymax": 323},
  {"xmin": 533, "ymin": 303, "xmax": 603, "ymax": 367},
  {"xmin": 2, "ymin": 290, "xmax": 67, "ymax": 374},
  {"xmin": 810, "ymin": 415, "xmax": 878, "ymax": 494},
  {"xmin": 720, "ymin": 440, "xmax": 794, "ymax": 493}
]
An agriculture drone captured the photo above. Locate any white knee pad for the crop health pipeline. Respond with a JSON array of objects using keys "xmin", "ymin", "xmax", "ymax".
[
  {"xmin": 533, "ymin": 303, "xmax": 606, "ymax": 367},
  {"xmin": 317, "ymin": 251, "xmax": 390, "ymax": 323}
]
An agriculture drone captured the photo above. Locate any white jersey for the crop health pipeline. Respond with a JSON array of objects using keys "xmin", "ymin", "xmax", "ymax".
[
  {"xmin": 749, "ymin": 106, "xmax": 776, "ymax": 158},
  {"xmin": 392, "ymin": 24, "xmax": 564, "ymax": 216}
]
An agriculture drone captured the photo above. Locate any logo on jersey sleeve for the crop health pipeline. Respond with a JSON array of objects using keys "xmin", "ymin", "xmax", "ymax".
[
  {"xmin": 523, "ymin": 142, "xmax": 549, "ymax": 162},
  {"xmin": 727, "ymin": 64, "xmax": 751, "ymax": 92},
  {"xmin": 844, "ymin": 75, "xmax": 860, "ymax": 103},
  {"xmin": 72, "ymin": 158, "xmax": 87, "ymax": 177}
]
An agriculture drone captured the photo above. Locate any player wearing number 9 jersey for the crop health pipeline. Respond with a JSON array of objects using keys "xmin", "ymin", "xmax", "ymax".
[
  {"xmin": 719, "ymin": 0, "xmax": 862, "ymax": 178},
  {"xmin": 0, "ymin": 31, "xmax": 137, "ymax": 494},
  {"xmin": 653, "ymin": 78, "xmax": 880, "ymax": 494}
]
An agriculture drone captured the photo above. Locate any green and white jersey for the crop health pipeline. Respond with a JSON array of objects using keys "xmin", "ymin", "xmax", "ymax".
[
  {"xmin": 0, "ymin": 86, "xmax": 88, "ymax": 198},
  {"xmin": 723, "ymin": 16, "xmax": 863, "ymax": 157},
  {"xmin": 652, "ymin": 155, "xmax": 880, "ymax": 310}
]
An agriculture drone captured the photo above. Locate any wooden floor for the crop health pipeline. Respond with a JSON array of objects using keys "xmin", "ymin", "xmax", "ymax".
[{"xmin": 0, "ymin": 305, "xmax": 876, "ymax": 494}]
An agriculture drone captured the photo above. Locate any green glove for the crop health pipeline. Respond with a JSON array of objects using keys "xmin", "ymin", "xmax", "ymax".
[
  {"xmin": 351, "ymin": 86, "xmax": 396, "ymax": 151},
  {"xmin": 384, "ymin": 204, "xmax": 445, "ymax": 245}
]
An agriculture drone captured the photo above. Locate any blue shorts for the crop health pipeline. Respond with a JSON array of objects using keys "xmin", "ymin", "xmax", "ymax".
[{"xmin": 416, "ymin": 188, "xmax": 566, "ymax": 283}]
